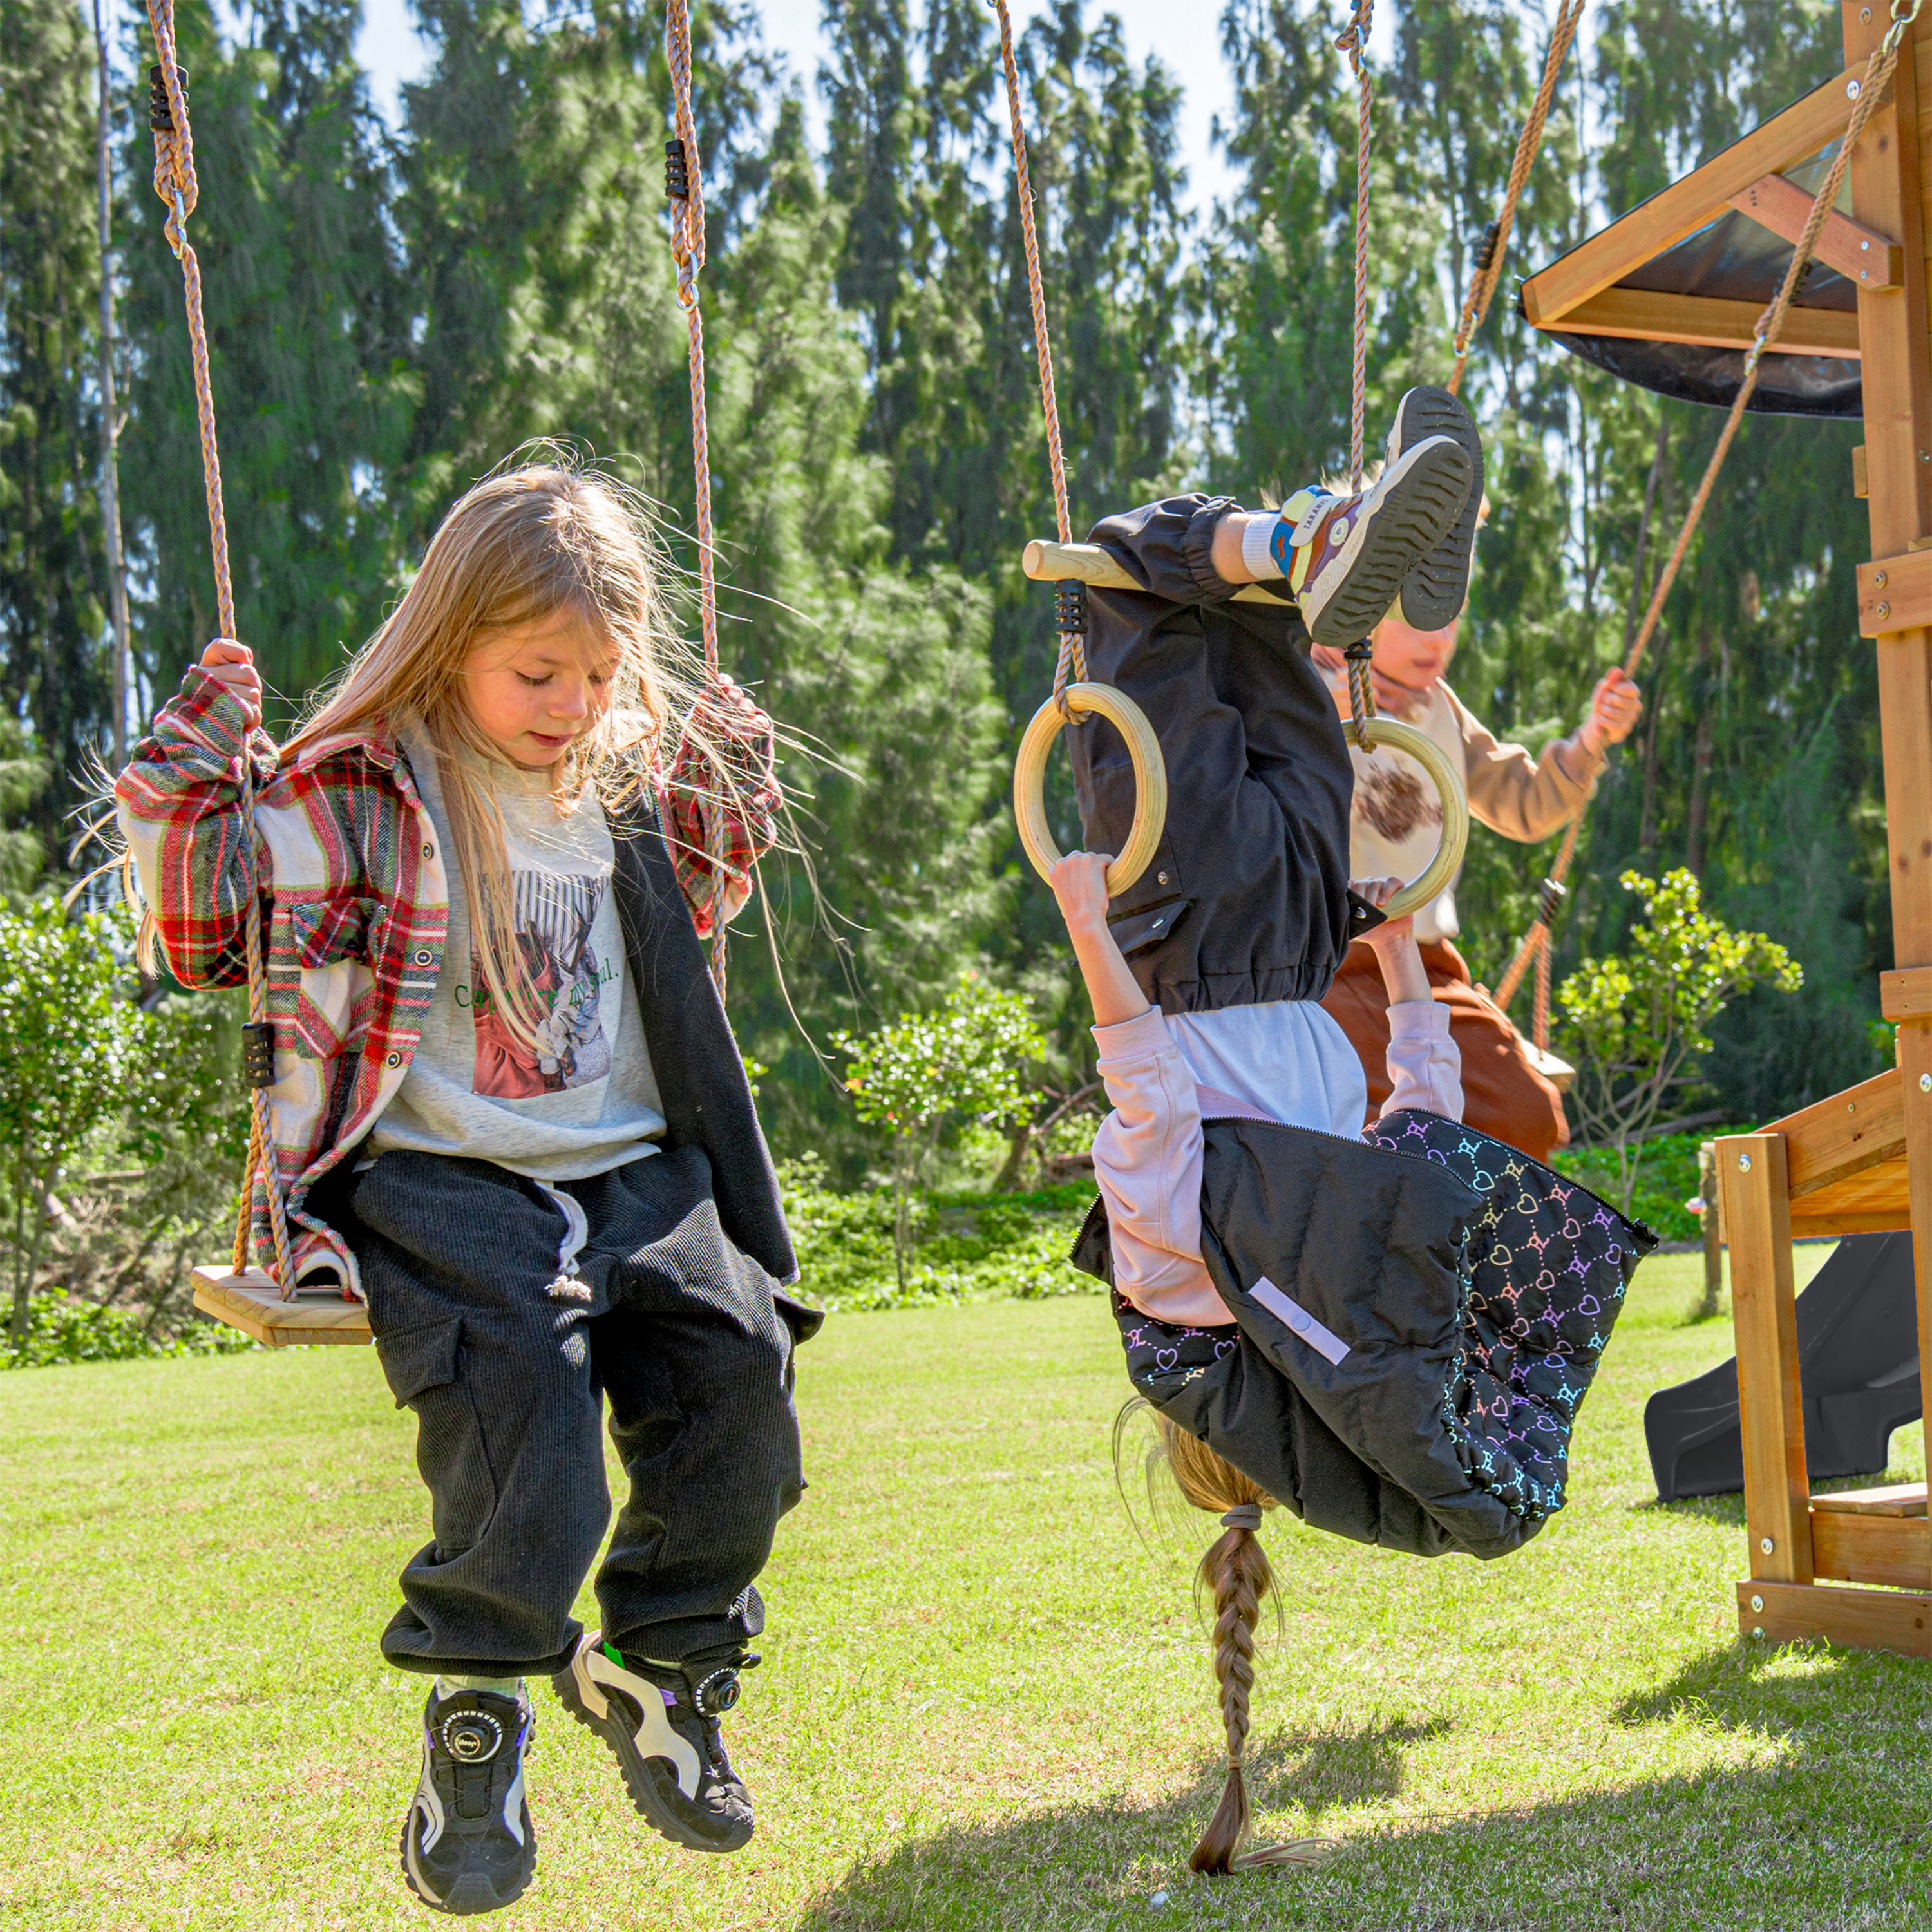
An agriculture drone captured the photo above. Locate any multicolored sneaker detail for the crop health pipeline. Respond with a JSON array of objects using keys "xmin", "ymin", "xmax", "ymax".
[
  {"xmin": 1271, "ymin": 434, "xmax": 1473, "ymax": 647},
  {"xmin": 400, "ymin": 1687, "xmax": 536, "ymax": 1915},
  {"xmin": 552, "ymin": 1632, "xmax": 755, "ymax": 1853},
  {"xmin": 1383, "ymin": 384, "xmax": 1484, "ymax": 629}
]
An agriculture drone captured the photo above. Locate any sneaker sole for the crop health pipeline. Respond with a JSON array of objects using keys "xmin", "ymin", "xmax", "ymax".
[
  {"xmin": 551, "ymin": 1650, "xmax": 752, "ymax": 1855},
  {"xmin": 399, "ymin": 1824, "xmax": 534, "ymax": 1916},
  {"xmin": 1305, "ymin": 437, "xmax": 1473, "ymax": 647},
  {"xmin": 1388, "ymin": 385, "xmax": 1483, "ymax": 630}
]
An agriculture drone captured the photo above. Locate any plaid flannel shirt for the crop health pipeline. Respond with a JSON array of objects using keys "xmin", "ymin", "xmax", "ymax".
[{"xmin": 115, "ymin": 667, "xmax": 777, "ymax": 1293}]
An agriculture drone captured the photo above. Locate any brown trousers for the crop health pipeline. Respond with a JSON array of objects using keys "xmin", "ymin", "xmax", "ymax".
[{"xmin": 1319, "ymin": 938, "xmax": 1569, "ymax": 1161}]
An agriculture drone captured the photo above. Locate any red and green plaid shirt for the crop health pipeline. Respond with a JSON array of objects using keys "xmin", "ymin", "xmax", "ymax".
[{"xmin": 115, "ymin": 668, "xmax": 777, "ymax": 1291}]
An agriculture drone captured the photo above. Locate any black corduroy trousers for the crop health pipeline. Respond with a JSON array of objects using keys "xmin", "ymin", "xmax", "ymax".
[{"xmin": 342, "ymin": 1146, "xmax": 815, "ymax": 1680}]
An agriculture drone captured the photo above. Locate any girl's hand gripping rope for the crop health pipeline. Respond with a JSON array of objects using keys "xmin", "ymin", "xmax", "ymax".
[
  {"xmin": 198, "ymin": 638, "xmax": 263, "ymax": 728},
  {"xmin": 1577, "ymin": 666, "xmax": 1642, "ymax": 756}
]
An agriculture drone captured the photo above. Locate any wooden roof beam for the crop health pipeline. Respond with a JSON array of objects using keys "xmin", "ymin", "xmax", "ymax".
[
  {"xmin": 1727, "ymin": 171, "xmax": 1902, "ymax": 290},
  {"xmin": 1523, "ymin": 65, "xmax": 1884, "ymax": 326},
  {"xmin": 1531, "ymin": 286, "xmax": 1862, "ymax": 359}
]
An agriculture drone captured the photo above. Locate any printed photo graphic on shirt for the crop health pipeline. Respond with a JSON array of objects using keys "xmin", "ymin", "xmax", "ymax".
[
  {"xmin": 460, "ymin": 871, "xmax": 616, "ymax": 1099},
  {"xmin": 1353, "ymin": 756, "xmax": 1442, "ymax": 843}
]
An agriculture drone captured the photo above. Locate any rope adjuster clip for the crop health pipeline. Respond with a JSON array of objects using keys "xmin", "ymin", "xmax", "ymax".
[
  {"xmin": 1343, "ymin": 638, "xmax": 1376, "ymax": 752},
  {"xmin": 665, "ymin": 137, "xmax": 690, "ymax": 200},
  {"xmin": 1054, "ymin": 579, "xmax": 1086, "ymax": 636},
  {"xmin": 241, "ymin": 1021, "xmax": 276, "ymax": 1090}
]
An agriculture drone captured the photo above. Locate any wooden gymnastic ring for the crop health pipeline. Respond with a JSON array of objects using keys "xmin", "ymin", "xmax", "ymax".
[
  {"xmin": 1014, "ymin": 682, "xmax": 1168, "ymax": 897},
  {"xmin": 1354, "ymin": 715, "xmax": 1469, "ymax": 918}
]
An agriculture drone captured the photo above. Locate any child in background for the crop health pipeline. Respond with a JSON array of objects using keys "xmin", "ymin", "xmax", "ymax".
[
  {"xmin": 1311, "ymin": 590, "xmax": 1643, "ymax": 1160},
  {"xmin": 116, "ymin": 464, "xmax": 815, "ymax": 1917}
]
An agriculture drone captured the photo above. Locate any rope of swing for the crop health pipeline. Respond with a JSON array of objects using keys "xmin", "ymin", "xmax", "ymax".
[
  {"xmin": 1445, "ymin": 0, "xmax": 1584, "ymax": 399},
  {"xmin": 1336, "ymin": 0, "xmax": 1374, "ymax": 491},
  {"xmin": 665, "ymin": 0, "xmax": 739, "ymax": 994},
  {"xmin": 144, "ymin": 0, "xmax": 298, "ymax": 1291},
  {"xmin": 1493, "ymin": 0, "xmax": 1922, "ymax": 1037},
  {"xmin": 991, "ymin": 0, "xmax": 1088, "ymax": 713}
]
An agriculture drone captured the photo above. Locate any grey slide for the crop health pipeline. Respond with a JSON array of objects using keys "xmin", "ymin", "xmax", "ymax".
[{"xmin": 1644, "ymin": 1231, "xmax": 1923, "ymax": 1501}]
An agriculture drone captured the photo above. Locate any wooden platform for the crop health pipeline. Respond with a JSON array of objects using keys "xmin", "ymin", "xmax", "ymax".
[{"xmin": 191, "ymin": 1267, "xmax": 372, "ymax": 1347}]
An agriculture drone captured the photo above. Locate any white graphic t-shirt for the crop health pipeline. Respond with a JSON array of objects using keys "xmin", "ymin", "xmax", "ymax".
[{"xmin": 366, "ymin": 730, "xmax": 667, "ymax": 1180}]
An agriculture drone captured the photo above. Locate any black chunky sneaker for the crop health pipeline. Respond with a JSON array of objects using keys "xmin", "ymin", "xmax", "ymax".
[
  {"xmin": 400, "ymin": 1687, "xmax": 536, "ymax": 1915},
  {"xmin": 1383, "ymin": 384, "xmax": 1484, "ymax": 629},
  {"xmin": 1276, "ymin": 435, "xmax": 1474, "ymax": 647},
  {"xmin": 553, "ymin": 1632, "xmax": 755, "ymax": 1853}
]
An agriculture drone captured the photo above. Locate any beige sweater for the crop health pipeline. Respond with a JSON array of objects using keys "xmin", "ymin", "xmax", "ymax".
[{"xmin": 1319, "ymin": 666, "xmax": 1605, "ymax": 945}]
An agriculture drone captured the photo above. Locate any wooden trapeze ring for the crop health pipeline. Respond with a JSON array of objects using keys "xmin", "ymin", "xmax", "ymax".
[
  {"xmin": 1014, "ymin": 683, "xmax": 1169, "ymax": 898},
  {"xmin": 1351, "ymin": 715, "xmax": 1470, "ymax": 919}
]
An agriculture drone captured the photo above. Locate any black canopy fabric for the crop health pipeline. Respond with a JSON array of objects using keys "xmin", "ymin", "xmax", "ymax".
[{"xmin": 1535, "ymin": 138, "xmax": 1864, "ymax": 417}]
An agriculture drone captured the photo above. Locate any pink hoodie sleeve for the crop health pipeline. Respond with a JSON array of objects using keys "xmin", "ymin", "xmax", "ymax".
[
  {"xmin": 1088, "ymin": 1009, "xmax": 1233, "ymax": 1325},
  {"xmin": 1379, "ymin": 997, "xmax": 1463, "ymax": 1122}
]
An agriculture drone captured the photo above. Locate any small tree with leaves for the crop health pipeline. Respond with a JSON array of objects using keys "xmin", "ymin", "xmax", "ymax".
[
  {"xmin": 0, "ymin": 900, "xmax": 150, "ymax": 1350},
  {"xmin": 1558, "ymin": 869, "xmax": 1802, "ymax": 1215},
  {"xmin": 835, "ymin": 971, "xmax": 1046, "ymax": 1293}
]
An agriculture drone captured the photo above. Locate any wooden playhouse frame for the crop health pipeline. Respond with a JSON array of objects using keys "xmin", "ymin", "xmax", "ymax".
[{"xmin": 1522, "ymin": 1, "xmax": 1932, "ymax": 1654}]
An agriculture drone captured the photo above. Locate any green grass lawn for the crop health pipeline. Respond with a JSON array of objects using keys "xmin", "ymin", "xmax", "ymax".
[{"xmin": 3, "ymin": 1247, "xmax": 1929, "ymax": 1931}]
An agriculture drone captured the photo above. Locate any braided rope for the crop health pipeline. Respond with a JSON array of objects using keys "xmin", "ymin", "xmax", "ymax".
[
  {"xmin": 1446, "ymin": 0, "xmax": 1584, "ymax": 397},
  {"xmin": 664, "ymin": 0, "xmax": 736, "ymax": 994},
  {"xmin": 144, "ymin": 0, "xmax": 296, "ymax": 1292},
  {"xmin": 1336, "ymin": 0, "xmax": 1374, "ymax": 490},
  {"xmin": 992, "ymin": 0, "xmax": 1088, "ymax": 711}
]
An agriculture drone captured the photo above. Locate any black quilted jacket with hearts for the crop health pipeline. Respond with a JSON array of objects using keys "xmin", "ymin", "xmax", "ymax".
[{"xmin": 1072, "ymin": 1109, "xmax": 1654, "ymax": 1559}]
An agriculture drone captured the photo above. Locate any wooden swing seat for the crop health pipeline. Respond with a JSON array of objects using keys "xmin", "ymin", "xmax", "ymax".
[{"xmin": 191, "ymin": 1266, "xmax": 372, "ymax": 1348}]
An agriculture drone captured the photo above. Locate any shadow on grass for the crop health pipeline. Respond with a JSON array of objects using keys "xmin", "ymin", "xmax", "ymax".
[
  {"xmin": 1613, "ymin": 1630, "xmax": 1913, "ymax": 1736},
  {"xmin": 792, "ymin": 1744, "xmax": 1930, "ymax": 1932}
]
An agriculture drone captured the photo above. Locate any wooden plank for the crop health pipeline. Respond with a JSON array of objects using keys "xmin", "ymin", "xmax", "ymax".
[
  {"xmin": 1532, "ymin": 287, "xmax": 1862, "ymax": 359},
  {"xmin": 1858, "ymin": 547, "xmax": 1932, "ymax": 631},
  {"xmin": 1718, "ymin": 1133, "xmax": 1814, "ymax": 1584},
  {"xmin": 1737, "ymin": 1578, "xmax": 1932, "ymax": 1654},
  {"xmin": 1811, "ymin": 1508, "xmax": 1932, "ymax": 1587},
  {"xmin": 1522, "ymin": 68, "xmax": 1879, "ymax": 325},
  {"xmin": 1022, "ymin": 539, "xmax": 1293, "ymax": 609},
  {"xmin": 1882, "ymin": 964, "xmax": 1932, "ymax": 1016},
  {"xmin": 1772, "ymin": 1067, "xmax": 1902, "ymax": 1196},
  {"xmin": 1727, "ymin": 171, "xmax": 1902, "ymax": 288},
  {"xmin": 1856, "ymin": 443, "xmax": 1870, "ymax": 497},
  {"xmin": 1791, "ymin": 1206, "xmax": 1912, "ymax": 1236},
  {"xmin": 1812, "ymin": 1482, "xmax": 1928, "ymax": 1515},
  {"xmin": 191, "ymin": 1267, "xmax": 372, "ymax": 1349}
]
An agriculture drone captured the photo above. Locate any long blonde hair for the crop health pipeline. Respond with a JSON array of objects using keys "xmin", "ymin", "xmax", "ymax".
[{"xmin": 281, "ymin": 460, "xmax": 684, "ymax": 1050}]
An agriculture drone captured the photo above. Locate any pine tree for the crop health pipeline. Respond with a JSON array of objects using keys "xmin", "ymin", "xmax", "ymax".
[{"xmin": 0, "ymin": 0, "xmax": 109, "ymax": 855}]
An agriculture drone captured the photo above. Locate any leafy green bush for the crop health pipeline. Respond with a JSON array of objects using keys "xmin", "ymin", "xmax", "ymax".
[
  {"xmin": 779, "ymin": 1156, "xmax": 1097, "ymax": 1313},
  {"xmin": 4, "ymin": 1290, "xmax": 256, "ymax": 1368},
  {"xmin": 1550, "ymin": 1130, "xmax": 1736, "ymax": 1244}
]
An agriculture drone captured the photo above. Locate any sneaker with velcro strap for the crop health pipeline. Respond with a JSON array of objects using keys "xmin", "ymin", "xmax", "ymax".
[
  {"xmin": 553, "ymin": 1632, "xmax": 756, "ymax": 1853},
  {"xmin": 399, "ymin": 1686, "xmax": 536, "ymax": 1915},
  {"xmin": 1276, "ymin": 433, "xmax": 1474, "ymax": 647}
]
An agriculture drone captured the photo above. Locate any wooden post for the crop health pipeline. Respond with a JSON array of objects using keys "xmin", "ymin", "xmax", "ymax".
[
  {"xmin": 1846, "ymin": 0, "xmax": 1932, "ymax": 1584},
  {"xmin": 1698, "ymin": 1140, "xmax": 1723, "ymax": 1321},
  {"xmin": 1718, "ymin": 1133, "xmax": 1813, "ymax": 1587}
]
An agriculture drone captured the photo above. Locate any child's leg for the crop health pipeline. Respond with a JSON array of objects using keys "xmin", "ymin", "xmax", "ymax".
[{"xmin": 550, "ymin": 1150, "xmax": 806, "ymax": 1855}]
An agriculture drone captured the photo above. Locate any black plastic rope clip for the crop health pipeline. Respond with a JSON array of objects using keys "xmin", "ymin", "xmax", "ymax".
[
  {"xmin": 148, "ymin": 64, "xmax": 188, "ymax": 133},
  {"xmin": 1054, "ymin": 579, "xmax": 1087, "ymax": 637},
  {"xmin": 1473, "ymin": 218, "xmax": 1502, "ymax": 275},
  {"xmin": 665, "ymin": 137, "xmax": 690, "ymax": 200},
  {"xmin": 1536, "ymin": 876, "xmax": 1567, "ymax": 929},
  {"xmin": 241, "ymin": 1021, "xmax": 276, "ymax": 1090}
]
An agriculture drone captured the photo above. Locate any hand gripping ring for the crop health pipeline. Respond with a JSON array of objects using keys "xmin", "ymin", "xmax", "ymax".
[
  {"xmin": 1013, "ymin": 682, "xmax": 1168, "ymax": 897},
  {"xmin": 1354, "ymin": 716, "xmax": 1470, "ymax": 918}
]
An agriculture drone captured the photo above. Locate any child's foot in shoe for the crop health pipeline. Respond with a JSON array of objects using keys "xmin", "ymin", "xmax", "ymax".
[
  {"xmin": 400, "ymin": 1685, "xmax": 536, "ymax": 1915},
  {"xmin": 553, "ymin": 1633, "xmax": 755, "ymax": 1853},
  {"xmin": 1275, "ymin": 435, "xmax": 1473, "ymax": 647},
  {"xmin": 1383, "ymin": 384, "xmax": 1484, "ymax": 629}
]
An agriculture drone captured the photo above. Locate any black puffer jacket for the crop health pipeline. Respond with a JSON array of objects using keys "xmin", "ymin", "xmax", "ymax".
[
  {"xmin": 1068, "ymin": 494, "xmax": 1366, "ymax": 1014},
  {"xmin": 1074, "ymin": 1111, "xmax": 1653, "ymax": 1559}
]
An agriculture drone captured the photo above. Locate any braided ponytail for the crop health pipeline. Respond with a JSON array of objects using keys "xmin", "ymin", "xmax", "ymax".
[{"xmin": 1127, "ymin": 1404, "xmax": 1336, "ymax": 1877}]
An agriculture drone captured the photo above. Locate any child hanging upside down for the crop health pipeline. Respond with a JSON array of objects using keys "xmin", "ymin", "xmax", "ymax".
[{"xmin": 1053, "ymin": 397, "xmax": 1651, "ymax": 1873}]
